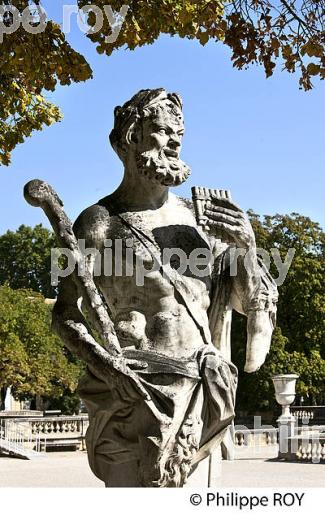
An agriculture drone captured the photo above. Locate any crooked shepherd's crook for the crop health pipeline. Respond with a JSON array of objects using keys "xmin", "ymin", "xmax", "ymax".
[{"xmin": 24, "ymin": 179, "xmax": 169, "ymax": 426}]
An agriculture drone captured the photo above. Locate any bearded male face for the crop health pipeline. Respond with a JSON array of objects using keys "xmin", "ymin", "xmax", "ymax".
[{"xmin": 134, "ymin": 101, "xmax": 191, "ymax": 187}]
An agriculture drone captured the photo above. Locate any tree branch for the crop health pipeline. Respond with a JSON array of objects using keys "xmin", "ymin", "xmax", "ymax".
[{"xmin": 279, "ymin": 0, "xmax": 309, "ymax": 29}]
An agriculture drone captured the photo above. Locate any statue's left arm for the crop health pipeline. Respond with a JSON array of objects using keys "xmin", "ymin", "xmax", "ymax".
[
  {"xmin": 228, "ymin": 250, "xmax": 278, "ymax": 372},
  {"xmin": 205, "ymin": 197, "xmax": 278, "ymax": 373}
]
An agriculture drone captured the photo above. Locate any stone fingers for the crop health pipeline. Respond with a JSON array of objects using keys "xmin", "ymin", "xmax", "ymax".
[
  {"xmin": 206, "ymin": 201, "xmax": 244, "ymax": 220},
  {"xmin": 205, "ymin": 209, "xmax": 241, "ymax": 227},
  {"xmin": 126, "ymin": 359, "xmax": 148, "ymax": 370},
  {"xmin": 204, "ymin": 218, "xmax": 239, "ymax": 235},
  {"xmin": 210, "ymin": 196, "xmax": 243, "ymax": 213}
]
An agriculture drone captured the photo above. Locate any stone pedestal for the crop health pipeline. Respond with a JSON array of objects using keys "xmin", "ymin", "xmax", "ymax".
[
  {"xmin": 277, "ymin": 414, "xmax": 297, "ymax": 460},
  {"xmin": 221, "ymin": 423, "xmax": 235, "ymax": 461},
  {"xmin": 184, "ymin": 446, "xmax": 222, "ymax": 487}
]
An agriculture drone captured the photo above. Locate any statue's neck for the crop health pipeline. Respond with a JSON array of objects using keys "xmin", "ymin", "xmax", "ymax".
[{"xmin": 111, "ymin": 168, "xmax": 169, "ymax": 212}]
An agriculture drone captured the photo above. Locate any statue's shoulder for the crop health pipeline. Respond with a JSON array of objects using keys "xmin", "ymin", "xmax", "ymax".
[
  {"xmin": 73, "ymin": 199, "xmax": 113, "ymax": 243},
  {"xmin": 174, "ymin": 194, "xmax": 195, "ymax": 215}
]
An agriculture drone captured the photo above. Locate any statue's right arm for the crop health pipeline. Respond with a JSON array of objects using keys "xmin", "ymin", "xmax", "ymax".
[
  {"xmin": 51, "ymin": 206, "xmax": 119, "ymax": 384},
  {"xmin": 52, "ymin": 270, "xmax": 119, "ymax": 385},
  {"xmin": 51, "ymin": 206, "xmax": 147, "ymax": 394}
]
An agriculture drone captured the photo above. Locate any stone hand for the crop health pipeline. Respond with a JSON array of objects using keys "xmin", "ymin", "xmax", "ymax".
[
  {"xmin": 244, "ymin": 309, "xmax": 274, "ymax": 373},
  {"xmin": 205, "ymin": 197, "xmax": 256, "ymax": 249},
  {"xmin": 53, "ymin": 315, "xmax": 151, "ymax": 402},
  {"xmin": 124, "ymin": 357, "xmax": 148, "ymax": 372},
  {"xmin": 100, "ymin": 349, "xmax": 167, "ymax": 423},
  {"xmin": 107, "ymin": 353, "xmax": 150, "ymax": 401}
]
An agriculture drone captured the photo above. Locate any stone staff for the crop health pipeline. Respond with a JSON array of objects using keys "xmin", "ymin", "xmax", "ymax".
[{"xmin": 23, "ymin": 179, "xmax": 162, "ymax": 410}]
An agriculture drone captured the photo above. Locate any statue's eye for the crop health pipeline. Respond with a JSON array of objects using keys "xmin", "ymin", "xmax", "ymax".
[{"xmin": 158, "ymin": 128, "xmax": 167, "ymax": 135}]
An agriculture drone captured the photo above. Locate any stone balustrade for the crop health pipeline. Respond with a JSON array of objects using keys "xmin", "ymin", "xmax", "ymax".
[
  {"xmin": 292, "ymin": 410, "xmax": 314, "ymax": 421},
  {"xmin": 291, "ymin": 406, "xmax": 325, "ymax": 425},
  {"xmin": 287, "ymin": 431, "xmax": 325, "ymax": 463},
  {"xmin": 3, "ymin": 413, "xmax": 324, "ymax": 461},
  {"xmin": 234, "ymin": 428, "xmax": 279, "ymax": 447},
  {"xmin": 295, "ymin": 438, "xmax": 325, "ymax": 462},
  {"xmin": 29, "ymin": 417, "xmax": 87, "ymax": 436},
  {"xmin": 2, "ymin": 415, "xmax": 89, "ymax": 451}
]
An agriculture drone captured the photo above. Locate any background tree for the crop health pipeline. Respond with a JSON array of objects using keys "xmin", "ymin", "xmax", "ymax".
[
  {"xmin": 80, "ymin": 0, "xmax": 325, "ymax": 90},
  {"xmin": 0, "ymin": 286, "xmax": 83, "ymax": 411},
  {"xmin": 0, "ymin": 0, "xmax": 92, "ymax": 166},
  {"xmin": 1, "ymin": 0, "xmax": 324, "ymax": 164},
  {"xmin": 232, "ymin": 212, "xmax": 325, "ymax": 413},
  {"xmin": 0, "ymin": 224, "xmax": 56, "ymax": 297}
]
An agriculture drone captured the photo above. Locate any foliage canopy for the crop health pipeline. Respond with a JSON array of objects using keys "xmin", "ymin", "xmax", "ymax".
[
  {"xmin": 1, "ymin": 0, "xmax": 324, "ymax": 164},
  {"xmin": 0, "ymin": 224, "xmax": 57, "ymax": 297},
  {"xmin": 0, "ymin": 286, "xmax": 83, "ymax": 408},
  {"xmin": 0, "ymin": 0, "xmax": 92, "ymax": 165}
]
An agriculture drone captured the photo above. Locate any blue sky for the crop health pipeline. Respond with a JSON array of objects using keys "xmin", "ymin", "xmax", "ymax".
[{"xmin": 1, "ymin": 1, "xmax": 324, "ymax": 234}]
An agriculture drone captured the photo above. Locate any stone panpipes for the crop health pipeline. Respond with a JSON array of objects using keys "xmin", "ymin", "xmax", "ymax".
[{"xmin": 191, "ymin": 186, "xmax": 232, "ymax": 230}]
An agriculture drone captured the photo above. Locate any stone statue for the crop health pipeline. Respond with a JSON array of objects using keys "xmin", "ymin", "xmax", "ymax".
[{"xmin": 24, "ymin": 88, "xmax": 278, "ymax": 487}]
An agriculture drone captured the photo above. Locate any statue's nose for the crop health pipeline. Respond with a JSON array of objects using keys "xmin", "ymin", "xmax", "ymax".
[{"xmin": 168, "ymin": 134, "xmax": 181, "ymax": 149}]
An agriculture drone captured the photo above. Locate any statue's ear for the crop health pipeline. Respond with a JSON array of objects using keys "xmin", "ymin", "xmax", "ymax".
[{"xmin": 125, "ymin": 121, "xmax": 139, "ymax": 148}]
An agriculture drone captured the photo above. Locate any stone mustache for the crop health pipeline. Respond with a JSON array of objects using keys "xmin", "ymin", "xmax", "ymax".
[{"xmin": 24, "ymin": 88, "xmax": 278, "ymax": 487}]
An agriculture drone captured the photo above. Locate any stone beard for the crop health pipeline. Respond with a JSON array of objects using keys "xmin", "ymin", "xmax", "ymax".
[{"xmin": 135, "ymin": 149, "xmax": 191, "ymax": 187}]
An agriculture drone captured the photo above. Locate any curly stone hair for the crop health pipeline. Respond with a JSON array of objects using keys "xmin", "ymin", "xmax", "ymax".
[{"xmin": 109, "ymin": 88, "xmax": 183, "ymax": 161}]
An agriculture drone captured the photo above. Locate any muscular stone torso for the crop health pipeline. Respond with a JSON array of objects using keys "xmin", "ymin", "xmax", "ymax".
[{"xmin": 77, "ymin": 194, "xmax": 213, "ymax": 359}]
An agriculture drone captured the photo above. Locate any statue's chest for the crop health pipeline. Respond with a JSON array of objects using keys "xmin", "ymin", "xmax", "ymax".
[
  {"xmin": 107, "ymin": 211, "xmax": 211, "ymax": 260},
  {"xmin": 96, "ymin": 209, "xmax": 212, "ymax": 307}
]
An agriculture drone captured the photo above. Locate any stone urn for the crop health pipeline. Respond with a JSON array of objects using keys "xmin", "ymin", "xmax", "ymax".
[{"xmin": 272, "ymin": 374, "xmax": 298, "ymax": 419}]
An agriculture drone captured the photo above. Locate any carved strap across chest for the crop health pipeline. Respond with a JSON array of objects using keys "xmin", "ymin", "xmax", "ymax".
[{"xmin": 109, "ymin": 205, "xmax": 211, "ymax": 345}]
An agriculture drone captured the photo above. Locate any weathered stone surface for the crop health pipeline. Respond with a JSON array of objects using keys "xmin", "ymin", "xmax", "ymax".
[{"xmin": 25, "ymin": 88, "xmax": 278, "ymax": 487}]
